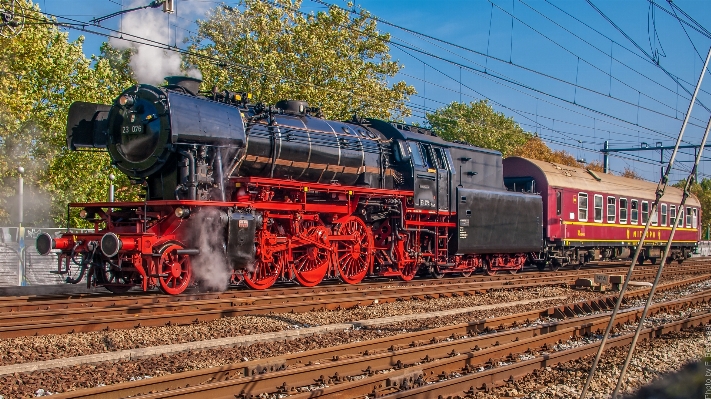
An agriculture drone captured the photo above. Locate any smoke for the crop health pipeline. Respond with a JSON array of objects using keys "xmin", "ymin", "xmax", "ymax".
[
  {"xmin": 109, "ymin": 0, "xmax": 209, "ymax": 84},
  {"xmin": 187, "ymin": 208, "xmax": 231, "ymax": 291}
]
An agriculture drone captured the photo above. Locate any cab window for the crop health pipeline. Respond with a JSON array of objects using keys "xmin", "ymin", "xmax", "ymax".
[
  {"xmin": 419, "ymin": 143, "xmax": 435, "ymax": 169},
  {"xmin": 433, "ymin": 147, "xmax": 451, "ymax": 171},
  {"xmin": 409, "ymin": 142, "xmax": 424, "ymax": 166}
]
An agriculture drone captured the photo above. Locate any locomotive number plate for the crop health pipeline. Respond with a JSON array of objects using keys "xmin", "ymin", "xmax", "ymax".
[
  {"xmin": 122, "ymin": 125, "xmax": 144, "ymax": 135},
  {"xmin": 238, "ymin": 219, "xmax": 249, "ymax": 228}
]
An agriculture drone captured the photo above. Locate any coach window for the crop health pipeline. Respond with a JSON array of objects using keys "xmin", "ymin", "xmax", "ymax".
[
  {"xmin": 670, "ymin": 205, "xmax": 677, "ymax": 227},
  {"xmin": 693, "ymin": 208, "xmax": 698, "ymax": 229},
  {"xmin": 607, "ymin": 197, "xmax": 616, "ymax": 223},
  {"xmin": 678, "ymin": 208, "xmax": 684, "ymax": 227},
  {"xmin": 619, "ymin": 198, "xmax": 627, "ymax": 224},
  {"xmin": 408, "ymin": 142, "xmax": 424, "ymax": 167},
  {"xmin": 631, "ymin": 200, "xmax": 638, "ymax": 224},
  {"xmin": 651, "ymin": 207, "xmax": 658, "ymax": 226},
  {"xmin": 578, "ymin": 193, "xmax": 588, "ymax": 222},
  {"xmin": 556, "ymin": 191, "xmax": 562, "ymax": 216},
  {"xmin": 593, "ymin": 195, "xmax": 603, "ymax": 222},
  {"xmin": 661, "ymin": 204, "xmax": 668, "ymax": 226},
  {"xmin": 686, "ymin": 207, "xmax": 692, "ymax": 228},
  {"xmin": 641, "ymin": 201, "xmax": 649, "ymax": 224}
]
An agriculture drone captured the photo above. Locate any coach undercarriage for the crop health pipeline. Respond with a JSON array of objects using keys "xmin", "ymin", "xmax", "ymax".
[{"xmin": 540, "ymin": 243, "xmax": 690, "ymax": 271}]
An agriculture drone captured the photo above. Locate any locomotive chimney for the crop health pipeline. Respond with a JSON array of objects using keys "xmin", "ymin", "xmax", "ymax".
[
  {"xmin": 165, "ymin": 76, "xmax": 202, "ymax": 95},
  {"xmin": 276, "ymin": 100, "xmax": 309, "ymax": 115}
]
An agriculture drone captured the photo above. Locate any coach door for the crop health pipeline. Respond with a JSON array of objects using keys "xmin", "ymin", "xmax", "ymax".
[{"xmin": 432, "ymin": 146, "xmax": 451, "ymax": 211}]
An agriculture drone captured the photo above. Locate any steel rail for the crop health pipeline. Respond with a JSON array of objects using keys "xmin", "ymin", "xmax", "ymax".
[
  {"xmin": 44, "ymin": 279, "xmax": 711, "ymax": 399},
  {"xmin": 0, "ymin": 267, "xmax": 706, "ymax": 339},
  {"xmin": 0, "ymin": 258, "xmax": 711, "ymax": 313},
  {"xmin": 1, "ymin": 260, "xmax": 707, "ymax": 311},
  {"xmin": 1, "ymin": 261, "xmax": 705, "ymax": 313}
]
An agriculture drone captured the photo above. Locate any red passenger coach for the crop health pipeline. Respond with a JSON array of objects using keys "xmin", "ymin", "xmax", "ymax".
[{"xmin": 503, "ymin": 157, "xmax": 700, "ymax": 268}]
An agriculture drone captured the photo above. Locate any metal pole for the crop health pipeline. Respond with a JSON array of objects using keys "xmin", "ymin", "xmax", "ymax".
[
  {"xmin": 17, "ymin": 166, "xmax": 24, "ymax": 287},
  {"xmin": 603, "ymin": 140, "xmax": 609, "ymax": 173},
  {"xmin": 579, "ymin": 44, "xmax": 711, "ymax": 399},
  {"xmin": 611, "ymin": 112, "xmax": 711, "ymax": 398},
  {"xmin": 109, "ymin": 173, "xmax": 115, "ymax": 202}
]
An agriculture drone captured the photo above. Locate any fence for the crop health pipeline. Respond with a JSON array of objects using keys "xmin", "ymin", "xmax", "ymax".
[{"xmin": 0, "ymin": 227, "xmax": 92, "ymax": 287}]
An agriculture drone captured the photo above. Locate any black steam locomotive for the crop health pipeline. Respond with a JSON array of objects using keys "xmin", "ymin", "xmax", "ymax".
[{"xmin": 38, "ymin": 76, "xmax": 543, "ymax": 294}]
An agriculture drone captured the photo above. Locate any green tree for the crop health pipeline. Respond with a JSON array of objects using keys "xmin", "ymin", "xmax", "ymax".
[
  {"xmin": 674, "ymin": 178, "xmax": 711, "ymax": 235},
  {"xmin": 426, "ymin": 100, "xmax": 531, "ymax": 157},
  {"xmin": 185, "ymin": 0, "xmax": 415, "ymax": 120},
  {"xmin": 0, "ymin": 1, "xmax": 136, "ymax": 226}
]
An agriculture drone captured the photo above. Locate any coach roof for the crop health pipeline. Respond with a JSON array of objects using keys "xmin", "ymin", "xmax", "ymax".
[{"xmin": 503, "ymin": 157, "xmax": 700, "ymax": 208}]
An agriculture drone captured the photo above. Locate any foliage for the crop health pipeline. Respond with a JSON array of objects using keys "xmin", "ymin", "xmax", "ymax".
[
  {"xmin": 674, "ymin": 177, "xmax": 711, "ymax": 232},
  {"xmin": 510, "ymin": 136, "xmax": 581, "ymax": 166},
  {"xmin": 427, "ymin": 101, "xmax": 530, "ymax": 157},
  {"xmin": 620, "ymin": 167, "xmax": 644, "ymax": 180},
  {"xmin": 0, "ymin": 2, "xmax": 137, "ymax": 226},
  {"xmin": 185, "ymin": 0, "xmax": 415, "ymax": 121}
]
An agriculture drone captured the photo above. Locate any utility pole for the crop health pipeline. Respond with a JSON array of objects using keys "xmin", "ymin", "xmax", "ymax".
[
  {"xmin": 603, "ymin": 141, "xmax": 609, "ymax": 173},
  {"xmin": 17, "ymin": 166, "xmax": 25, "ymax": 286}
]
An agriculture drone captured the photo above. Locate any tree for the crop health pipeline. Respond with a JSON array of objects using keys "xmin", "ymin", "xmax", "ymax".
[
  {"xmin": 426, "ymin": 100, "xmax": 531, "ymax": 157},
  {"xmin": 674, "ymin": 178, "xmax": 711, "ymax": 235},
  {"xmin": 510, "ymin": 136, "xmax": 581, "ymax": 167},
  {"xmin": 185, "ymin": 0, "xmax": 415, "ymax": 120},
  {"xmin": 0, "ymin": 2, "xmax": 137, "ymax": 226}
]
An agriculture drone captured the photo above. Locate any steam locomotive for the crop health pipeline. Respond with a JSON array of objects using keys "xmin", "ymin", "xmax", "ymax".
[{"xmin": 36, "ymin": 76, "xmax": 699, "ymax": 295}]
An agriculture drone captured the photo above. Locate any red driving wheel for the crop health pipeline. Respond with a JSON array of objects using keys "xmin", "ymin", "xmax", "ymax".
[
  {"xmin": 334, "ymin": 216, "xmax": 373, "ymax": 284},
  {"xmin": 292, "ymin": 226, "xmax": 331, "ymax": 287},
  {"xmin": 157, "ymin": 244, "xmax": 192, "ymax": 295}
]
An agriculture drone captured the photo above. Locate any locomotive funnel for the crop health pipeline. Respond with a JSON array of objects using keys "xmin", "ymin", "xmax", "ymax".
[{"xmin": 165, "ymin": 76, "xmax": 202, "ymax": 95}]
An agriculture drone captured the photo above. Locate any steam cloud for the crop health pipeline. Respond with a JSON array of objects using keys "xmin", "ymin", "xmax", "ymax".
[
  {"xmin": 188, "ymin": 208, "xmax": 232, "ymax": 291},
  {"xmin": 109, "ymin": 0, "xmax": 208, "ymax": 84}
]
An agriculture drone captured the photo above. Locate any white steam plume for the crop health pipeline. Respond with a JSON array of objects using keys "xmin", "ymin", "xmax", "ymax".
[
  {"xmin": 109, "ymin": 0, "xmax": 208, "ymax": 84},
  {"xmin": 188, "ymin": 208, "xmax": 232, "ymax": 291}
]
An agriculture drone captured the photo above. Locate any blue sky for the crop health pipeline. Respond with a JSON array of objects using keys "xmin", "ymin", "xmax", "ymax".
[{"xmin": 39, "ymin": 0, "xmax": 711, "ymax": 182}]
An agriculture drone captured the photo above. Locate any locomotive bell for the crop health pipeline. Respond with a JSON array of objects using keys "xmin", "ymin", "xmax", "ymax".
[{"xmin": 276, "ymin": 100, "xmax": 309, "ymax": 115}]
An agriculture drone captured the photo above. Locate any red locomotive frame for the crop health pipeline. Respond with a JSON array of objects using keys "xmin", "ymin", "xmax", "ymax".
[{"xmin": 51, "ymin": 176, "xmax": 494, "ymax": 294}]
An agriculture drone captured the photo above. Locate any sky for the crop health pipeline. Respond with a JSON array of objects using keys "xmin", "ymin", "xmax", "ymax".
[{"xmin": 36, "ymin": 0, "xmax": 711, "ymax": 183}]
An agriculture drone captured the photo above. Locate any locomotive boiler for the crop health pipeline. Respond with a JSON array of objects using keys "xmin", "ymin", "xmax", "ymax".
[{"xmin": 36, "ymin": 76, "xmax": 559, "ymax": 294}]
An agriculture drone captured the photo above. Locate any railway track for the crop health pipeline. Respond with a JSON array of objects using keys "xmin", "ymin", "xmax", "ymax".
[
  {"xmin": 44, "ymin": 275, "xmax": 711, "ymax": 399},
  {"xmin": 1, "ymin": 260, "xmax": 706, "ymax": 311},
  {"xmin": 0, "ymin": 262, "xmax": 708, "ymax": 338}
]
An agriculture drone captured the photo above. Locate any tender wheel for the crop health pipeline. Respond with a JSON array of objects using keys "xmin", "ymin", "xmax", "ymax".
[
  {"xmin": 431, "ymin": 265, "xmax": 445, "ymax": 279},
  {"xmin": 549, "ymin": 259, "xmax": 562, "ymax": 272},
  {"xmin": 334, "ymin": 216, "xmax": 373, "ymax": 285},
  {"xmin": 459, "ymin": 268, "xmax": 474, "ymax": 277},
  {"xmin": 157, "ymin": 244, "xmax": 193, "ymax": 295},
  {"xmin": 536, "ymin": 262, "xmax": 546, "ymax": 272},
  {"xmin": 243, "ymin": 253, "xmax": 283, "ymax": 290},
  {"xmin": 483, "ymin": 260, "xmax": 497, "ymax": 276},
  {"xmin": 292, "ymin": 226, "xmax": 331, "ymax": 287}
]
